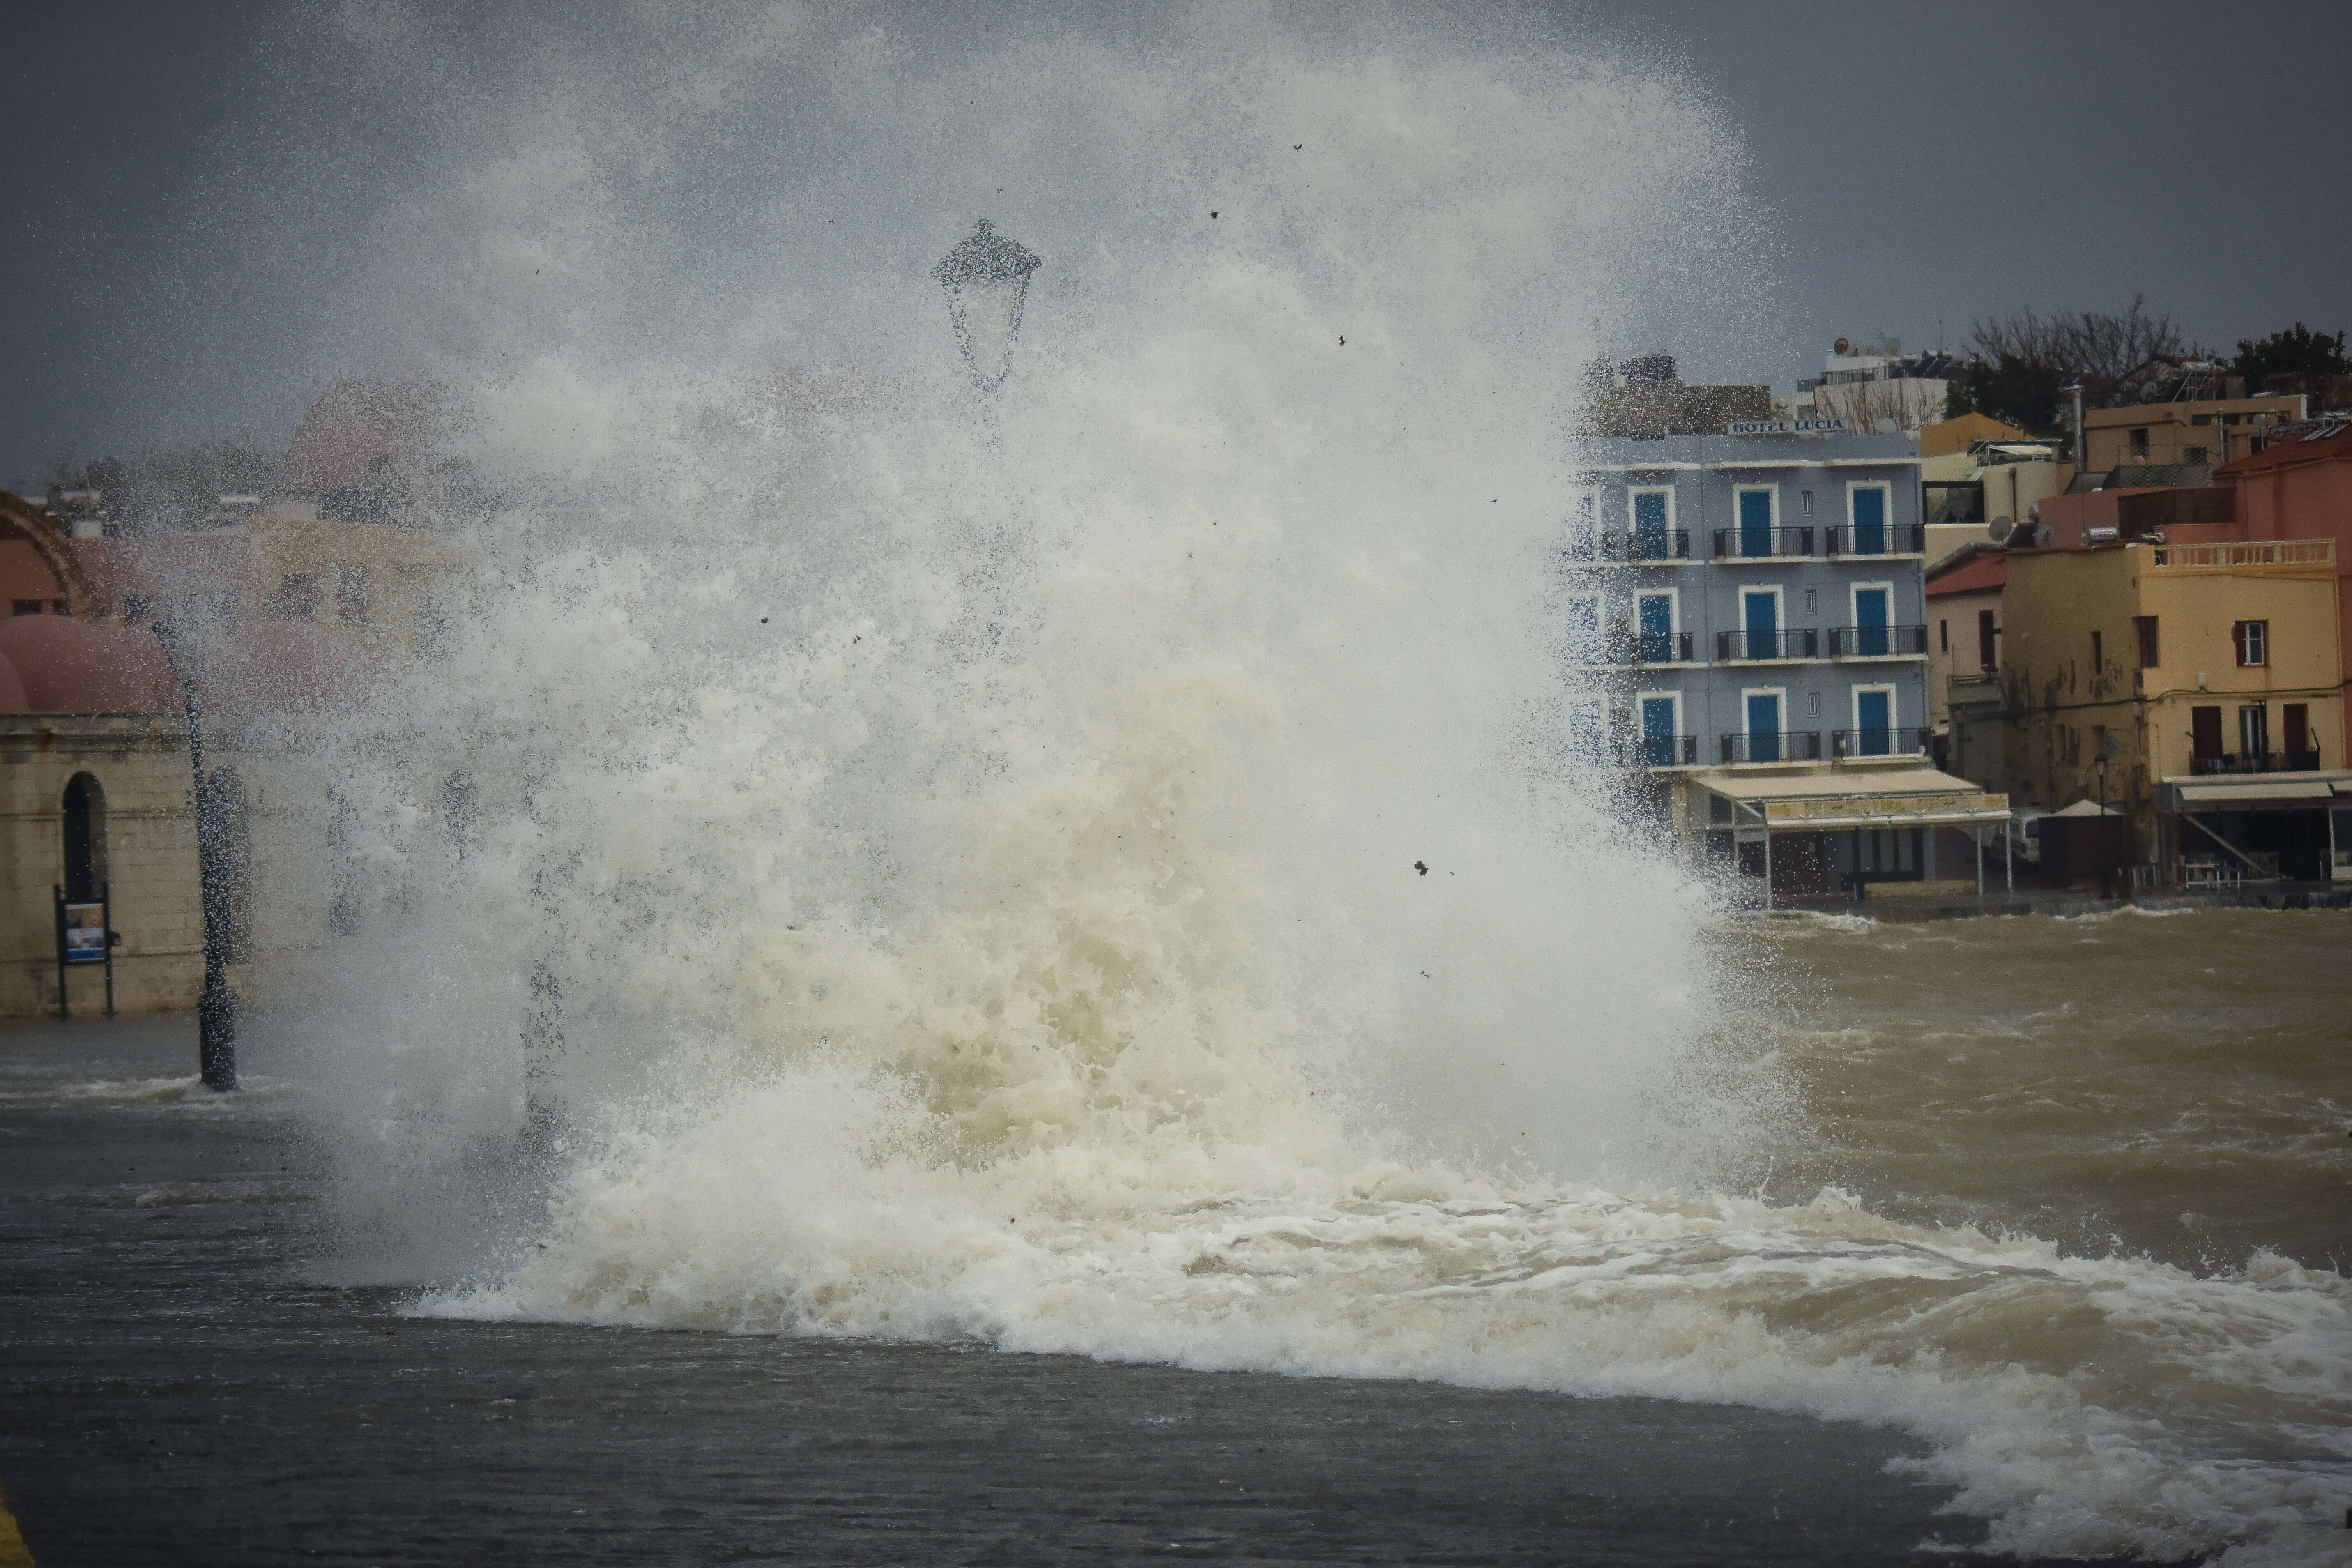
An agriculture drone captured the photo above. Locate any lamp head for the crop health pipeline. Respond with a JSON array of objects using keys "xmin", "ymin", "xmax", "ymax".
[{"xmin": 934, "ymin": 219, "xmax": 1041, "ymax": 391}]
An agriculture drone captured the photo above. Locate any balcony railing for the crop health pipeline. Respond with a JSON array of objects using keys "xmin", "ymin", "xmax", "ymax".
[
  {"xmin": 1637, "ymin": 630, "xmax": 1694, "ymax": 664},
  {"xmin": 1832, "ymin": 726, "xmax": 1931, "ymax": 758},
  {"xmin": 1825, "ymin": 522, "xmax": 1927, "ymax": 556},
  {"xmin": 1560, "ymin": 530, "xmax": 1697, "ymax": 565},
  {"xmin": 1711, "ymin": 525, "xmax": 1818, "ymax": 560},
  {"xmin": 1826, "ymin": 623, "xmax": 1929, "ymax": 658},
  {"xmin": 2191, "ymin": 750, "xmax": 2324, "ymax": 775},
  {"xmin": 1623, "ymin": 733, "xmax": 1699, "ymax": 768},
  {"xmin": 1719, "ymin": 730, "xmax": 1824, "ymax": 765},
  {"xmin": 1563, "ymin": 733, "xmax": 1699, "ymax": 769},
  {"xmin": 1717, "ymin": 627, "xmax": 1819, "ymax": 661},
  {"xmin": 2151, "ymin": 539, "xmax": 2334, "ymax": 569}
]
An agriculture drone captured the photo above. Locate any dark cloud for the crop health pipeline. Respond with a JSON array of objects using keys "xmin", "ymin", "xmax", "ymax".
[{"xmin": 4, "ymin": 0, "xmax": 2345, "ymax": 486}]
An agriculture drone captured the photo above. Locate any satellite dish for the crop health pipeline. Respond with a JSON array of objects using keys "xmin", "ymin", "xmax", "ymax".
[
  {"xmin": 2138, "ymin": 381, "xmax": 2162, "ymax": 402},
  {"xmin": 1833, "ymin": 336, "xmax": 1850, "ymax": 355},
  {"xmin": 1989, "ymin": 515, "xmax": 2014, "ymax": 543}
]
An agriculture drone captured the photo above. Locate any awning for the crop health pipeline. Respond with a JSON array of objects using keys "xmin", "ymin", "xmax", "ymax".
[
  {"xmin": 2174, "ymin": 780, "xmax": 2338, "ymax": 804},
  {"xmin": 1690, "ymin": 766, "xmax": 2012, "ymax": 829}
]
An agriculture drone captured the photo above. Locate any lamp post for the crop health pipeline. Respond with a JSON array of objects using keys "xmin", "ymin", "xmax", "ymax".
[
  {"xmin": 2096, "ymin": 753, "xmax": 2113, "ymax": 902},
  {"xmin": 933, "ymin": 219, "xmax": 1041, "ymax": 391},
  {"xmin": 150, "ymin": 616, "xmax": 237, "ymax": 1091}
]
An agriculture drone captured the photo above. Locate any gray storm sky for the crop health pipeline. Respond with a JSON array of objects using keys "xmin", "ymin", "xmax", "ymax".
[{"xmin": 4, "ymin": 0, "xmax": 2347, "ymax": 489}]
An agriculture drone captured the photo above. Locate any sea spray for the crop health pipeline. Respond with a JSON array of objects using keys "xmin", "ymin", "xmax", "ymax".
[{"xmin": 177, "ymin": 7, "xmax": 2351, "ymax": 1563}]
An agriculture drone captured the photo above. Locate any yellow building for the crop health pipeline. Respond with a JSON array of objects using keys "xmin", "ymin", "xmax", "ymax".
[{"xmin": 2000, "ymin": 539, "xmax": 2344, "ymax": 879}]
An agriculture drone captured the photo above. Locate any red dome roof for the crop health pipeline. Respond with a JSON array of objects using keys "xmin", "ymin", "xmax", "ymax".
[
  {"xmin": 0, "ymin": 648, "xmax": 28, "ymax": 714},
  {"xmin": 0, "ymin": 615, "xmax": 180, "ymax": 714}
]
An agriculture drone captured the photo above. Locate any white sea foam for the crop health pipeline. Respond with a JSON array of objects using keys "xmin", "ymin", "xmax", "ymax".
[{"xmin": 195, "ymin": 7, "xmax": 2352, "ymax": 1563}]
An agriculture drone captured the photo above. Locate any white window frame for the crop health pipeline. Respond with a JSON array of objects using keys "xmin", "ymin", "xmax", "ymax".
[
  {"xmin": 1732, "ymin": 484, "xmax": 1781, "ymax": 553},
  {"xmin": 1737, "ymin": 585, "xmax": 1784, "ymax": 659},
  {"xmin": 1562, "ymin": 589, "xmax": 1606, "ymax": 666},
  {"xmin": 1848, "ymin": 579, "xmax": 1895, "ymax": 624},
  {"xmin": 1848, "ymin": 682, "xmax": 1899, "ymax": 734},
  {"xmin": 1740, "ymin": 685, "xmax": 1788, "ymax": 741},
  {"xmin": 1844, "ymin": 479, "xmax": 1895, "ymax": 548},
  {"xmin": 1635, "ymin": 586, "xmax": 1681, "ymax": 662},
  {"xmin": 1635, "ymin": 689, "xmax": 1684, "ymax": 767},
  {"xmin": 1627, "ymin": 485, "xmax": 1678, "ymax": 535},
  {"xmin": 1636, "ymin": 688, "xmax": 1683, "ymax": 730}
]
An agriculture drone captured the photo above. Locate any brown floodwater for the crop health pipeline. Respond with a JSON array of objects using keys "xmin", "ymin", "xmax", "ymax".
[{"xmin": 1751, "ymin": 906, "xmax": 2352, "ymax": 1274}]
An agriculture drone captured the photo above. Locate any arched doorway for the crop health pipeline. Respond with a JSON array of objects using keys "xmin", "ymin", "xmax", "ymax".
[{"xmin": 63, "ymin": 772, "xmax": 107, "ymax": 901}]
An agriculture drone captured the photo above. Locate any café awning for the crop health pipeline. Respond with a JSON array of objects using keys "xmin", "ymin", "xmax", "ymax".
[
  {"xmin": 2162, "ymin": 771, "xmax": 2352, "ymax": 810},
  {"xmin": 1693, "ymin": 766, "xmax": 2012, "ymax": 830}
]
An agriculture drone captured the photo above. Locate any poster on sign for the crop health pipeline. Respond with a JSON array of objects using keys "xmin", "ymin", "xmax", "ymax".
[{"xmin": 63, "ymin": 902, "xmax": 107, "ymax": 963}]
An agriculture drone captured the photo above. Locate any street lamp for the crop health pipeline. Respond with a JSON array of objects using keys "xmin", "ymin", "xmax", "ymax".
[
  {"xmin": 933, "ymin": 219, "xmax": 1041, "ymax": 391},
  {"xmin": 149, "ymin": 615, "xmax": 237, "ymax": 1091},
  {"xmin": 2096, "ymin": 752, "xmax": 2113, "ymax": 901}
]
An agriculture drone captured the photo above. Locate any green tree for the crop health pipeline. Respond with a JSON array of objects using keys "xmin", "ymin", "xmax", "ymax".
[
  {"xmin": 2231, "ymin": 323, "xmax": 2348, "ymax": 391},
  {"xmin": 1946, "ymin": 352, "xmax": 2066, "ymax": 434}
]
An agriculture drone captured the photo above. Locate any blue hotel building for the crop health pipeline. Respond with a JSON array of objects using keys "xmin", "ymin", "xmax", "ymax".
[{"xmin": 1561, "ymin": 431, "xmax": 2009, "ymax": 897}]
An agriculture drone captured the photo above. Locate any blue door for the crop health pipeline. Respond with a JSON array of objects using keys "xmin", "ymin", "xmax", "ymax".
[
  {"xmin": 1634, "ymin": 491, "xmax": 1668, "ymax": 559},
  {"xmin": 1641, "ymin": 696, "xmax": 1677, "ymax": 767},
  {"xmin": 1739, "ymin": 489, "xmax": 1773, "ymax": 557},
  {"xmin": 1856, "ymin": 688, "xmax": 1892, "ymax": 755},
  {"xmin": 1743, "ymin": 590, "xmax": 1778, "ymax": 660},
  {"xmin": 1851, "ymin": 486, "xmax": 1886, "ymax": 554},
  {"xmin": 1638, "ymin": 593, "xmax": 1673, "ymax": 663},
  {"xmin": 1746, "ymin": 692, "xmax": 1782, "ymax": 762},
  {"xmin": 1855, "ymin": 586, "xmax": 1889, "ymax": 657}
]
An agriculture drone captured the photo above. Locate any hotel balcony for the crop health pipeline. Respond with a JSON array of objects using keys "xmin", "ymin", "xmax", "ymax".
[
  {"xmin": 1621, "ymin": 733, "xmax": 1700, "ymax": 769},
  {"xmin": 1825, "ymin": 624, "xmax": 1929, "ymax": 659},
  {"xmin": 1559, "ymin": 530, "xmax": 1698, "ymax": 566},
  {"xmin": 1710, "ymin": 525, "xmax": 1818, "ymax": 562},
  {"xmin": 1825, "ymin": 522, "xmax": 1927, "ymax": 557},
  {"xmin": 1832, "ymin": 726, "xmax": 1931, "ymax": 760},
  {"xmin": 2190, "ymin": 751, "xmax": 2325, "ymax": 775},
  {"xmin": 1637, "ymin": 630, "xmax": 1696, "ymax": 665},
  {"xmin": 1718, "ymin": 730, "xmax": 1825, "ymax": 765},
  {"xmin": 1716, "ymin": 627, "xmax": 1820, "ymax": 663},
  {"xmin": 1564, "ymin": 733, "xmax": 1699, "ymax": 769}
]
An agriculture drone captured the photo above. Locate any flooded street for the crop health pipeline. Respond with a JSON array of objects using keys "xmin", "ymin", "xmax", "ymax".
[
  {"xmin": 4, "ymin": 908, "xmax": 2347, "ymax": 1564},
  {"xmin": 1, "ymin": 1018, "xmax": 1965, "ymax": 1568},
  {"xmin": 1758, "ymin": 908, "xmax": 2352, "ymax": 1273}
]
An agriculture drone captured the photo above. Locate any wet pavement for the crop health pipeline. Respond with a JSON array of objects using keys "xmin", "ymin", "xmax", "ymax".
[{"xmin": 0, "ymin": 1016, "xmax": 2042, "ymax": 1566}]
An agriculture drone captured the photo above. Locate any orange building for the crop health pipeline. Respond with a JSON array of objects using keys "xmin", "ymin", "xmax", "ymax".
[{"xmin": 2213, "ymin": 421, "xmax": 2352, "ymax": 744}]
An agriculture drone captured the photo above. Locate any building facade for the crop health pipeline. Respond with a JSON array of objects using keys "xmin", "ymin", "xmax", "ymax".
[
  {"xmin": 1998, "ymin": 538, "xmax": 2344, "ymax": 880},
  {"xmin": 1563, "ymin": 433, "xmax": 2008, "ymax": 898},
  {"xmin": 2083, "ymin": 394, "xmax": 2305, "ymax": 474}
]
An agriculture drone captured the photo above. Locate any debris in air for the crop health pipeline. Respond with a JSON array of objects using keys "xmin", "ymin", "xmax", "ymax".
[{"xmin": 1414, "ymin": 861, "xmax": 1428, "ymax": 875}]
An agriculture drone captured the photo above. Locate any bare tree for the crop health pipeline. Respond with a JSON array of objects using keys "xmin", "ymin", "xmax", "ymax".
[{"xmin": 1966, "ymin": 295, "xmax": 2182, "ymax": 407}]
